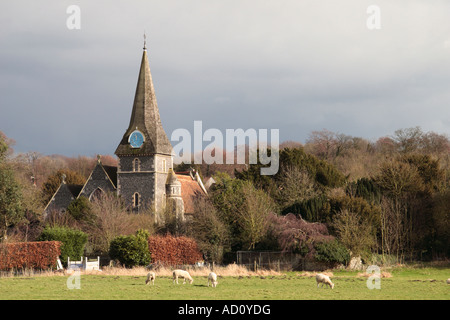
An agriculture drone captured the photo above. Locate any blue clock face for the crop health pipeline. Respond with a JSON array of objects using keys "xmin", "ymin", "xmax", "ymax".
[{"xmin": 129, "ymin": 130, "xmax": 144, "ymax": 148}]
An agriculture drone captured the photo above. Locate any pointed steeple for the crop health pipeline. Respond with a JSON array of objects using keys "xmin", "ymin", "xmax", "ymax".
[{"xmin": 115, "ymin": 45, "xmax": 173, "ymax": 156}]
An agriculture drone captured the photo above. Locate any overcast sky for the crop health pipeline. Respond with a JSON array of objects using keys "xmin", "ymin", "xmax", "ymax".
[{"xmin": 1, "ymin": 0, "xmax": 450, "ymax": 157}]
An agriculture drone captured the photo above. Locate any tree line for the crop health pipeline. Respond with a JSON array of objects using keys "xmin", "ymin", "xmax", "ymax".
[{"xmin": 0, "ymin": 127, "xmax": 448, "ymax": 266}]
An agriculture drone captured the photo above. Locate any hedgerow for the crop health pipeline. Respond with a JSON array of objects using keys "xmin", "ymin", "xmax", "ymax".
[
  {"xmin": 148, "ymin": 234, "xmax": 203, "ymax": 265},
  {"xmin": 0, "ymin": 241, "xmax": 61, "ymax": 270}
]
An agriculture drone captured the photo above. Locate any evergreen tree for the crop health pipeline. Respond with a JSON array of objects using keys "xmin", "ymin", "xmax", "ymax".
[{"xmin": 0, "ymin": 135, "xmax": 23, "ymax": 240}]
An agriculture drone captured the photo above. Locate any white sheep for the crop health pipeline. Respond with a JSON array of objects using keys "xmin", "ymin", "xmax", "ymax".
[
  {"xmin": 447, "ymin": 278, "xmax": 450, "ymax": 285},
  {"xmin": 208, "ymin": 272, "xmax": 218, "ymax": 287},
  {"xmin": 145, "ymin": 271, "xmax": 156, "ymax": 285},
  {"xmin": 173, "ymin": 269, "xmax": 194, "ymax": 284},
  {"xmin": 316, "ymin": 273, "xmax": 334, "ymax": 289}
]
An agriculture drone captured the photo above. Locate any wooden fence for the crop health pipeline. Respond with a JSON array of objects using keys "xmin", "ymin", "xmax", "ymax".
[
  {"xmin": 236, "ymin": 251, "xmax": 332, "ymax": 271},
  {"xmin": 236, "ymin": 251, "xmax": 301, "ymax": 271}
]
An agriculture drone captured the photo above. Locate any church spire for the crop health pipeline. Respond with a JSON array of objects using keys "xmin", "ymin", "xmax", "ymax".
[
  {"xmin": 143, "ymin": 32, "xmax": 147, "ymax": 51},
  {"xmin": 115, "ymin": 41, "xmax": 173, "ymax": 156}
]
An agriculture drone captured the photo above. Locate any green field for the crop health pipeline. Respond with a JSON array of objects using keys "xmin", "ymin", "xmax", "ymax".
[{"xmin": 0, "ymin": 266, "xmax": 448, "ymax": 300}]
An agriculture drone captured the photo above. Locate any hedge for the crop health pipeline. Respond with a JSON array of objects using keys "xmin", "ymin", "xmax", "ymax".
[
  {"xmin": 38, "ymin": 226, "xmax": 87, "ymax": 267},
  {"xmin": 0, "ymin": 241, "xmax": 61, "ymax": 270},
  {"xmin": 314, "ymin": 239, "xmax": 350, "ymax": 265},
  {"xmin": 148, "ymin": 234, "xmax": 203, "ymax": 265}
]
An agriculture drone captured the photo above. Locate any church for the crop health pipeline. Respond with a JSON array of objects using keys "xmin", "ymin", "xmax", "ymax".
[{"xmin": 44, "ymin": 43, "xmax": 208, "ymax": 220}]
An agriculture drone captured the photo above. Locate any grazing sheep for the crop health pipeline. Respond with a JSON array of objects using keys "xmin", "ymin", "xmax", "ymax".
[
  {"xmin": 145, "ymin": 271, "xmax": 156, "ymax": 285},
  {"xmin": 447, "ymin": 278, "xmax": 450, "ymax": 284},
  {"xmin": 316, "ymin": 273, "xmax": 334, "ymax": 289},
  {"xmin": 173, "ymin": 269, "xmax": 194, "ymax": 284},
  {"xmin": 208, "ymin": 272, "xmax": 218, "ymax": 287}
]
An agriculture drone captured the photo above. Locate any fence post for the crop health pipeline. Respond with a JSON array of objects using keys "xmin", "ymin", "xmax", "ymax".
[{"xmin": 259, "ymin": 253, "xmax": 262, "ymax": 270}]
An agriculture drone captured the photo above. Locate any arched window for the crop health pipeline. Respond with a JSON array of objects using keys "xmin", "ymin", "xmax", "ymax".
[
  {"xmin": 133, "ymin": 158, "xmax": 140, "ymax": 172},
  {"xmin": 90, "ymin": 187, "xmax": 104, "ymax": 201},
  {"xmin": 133, "ymin": 192, "xmax": 140, "ymax": 209}
]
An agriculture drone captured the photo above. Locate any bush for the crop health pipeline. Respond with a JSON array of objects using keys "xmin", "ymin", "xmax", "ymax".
[
  {"xmin": 0, "ymin": 241, "xmax": 61, "ymax": 271},
  {"xmin": 109, "ymin": 229, "xmax": 151, "ymax": 267},
  {"xmin": 314, "ymin": 240, "xmax": 350, "ymax": 265},
  {"xmin": 38, "ymin": 226, "xmax": 87, "ymax": 266},
  {"xmin": 267, "ymin": 213, "xmax": 333, "ymax": 258},
  {"xmin": 67, "ymin": 196, "xmax": 93, "ymax": 222},
  {"xmin": 281, "ymin": 195, "xmax": 330, "ymax": 222}
]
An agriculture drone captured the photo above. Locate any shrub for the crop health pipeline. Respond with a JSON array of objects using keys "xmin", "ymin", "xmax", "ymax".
[
  {"xmin": 67, "ymin": 196, "xmax": 93, "ymax": 222},
  {"xmin": 267, "ymin": 213, "xmax": 334, "ymax": 259},
  {"xmin": 281, "ymin": 195, "xmax": 330, "ymax": 222},
  {"xmin": 38, "ymin": 226, "xmax": 87, "ymax": 266},
  {"xmin": 314, "ymin": 240, "xmax": 350, "ymax": 265},
  {"xmin": 0, "ymin": 241, "xmax": 61, "ymax": 270},
  {"xmin": 109, "ymin": 229, "xmax": 151, "ymax": 267}
]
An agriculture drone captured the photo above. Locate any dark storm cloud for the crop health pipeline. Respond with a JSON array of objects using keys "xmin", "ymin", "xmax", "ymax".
[{"xmin": 1, "ymin": 0, "xmax": 449, "ymax": 156}]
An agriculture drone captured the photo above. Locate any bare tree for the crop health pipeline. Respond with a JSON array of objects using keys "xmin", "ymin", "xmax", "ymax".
[
  {"xmin": 392, "ymin": 126, "xmax": 423, "ymax": 154},
  {"xmin": 379, "ymin": 196, "xmax": 408, "ymax": 263},
  {"xmin": 332, "ymin": 209, "xmax": 376, "ymax": 257},
  {"xmin": 237, "ymin": 182, "xmax": 276, "ymax": 250},
  {"xmin": 375, "ymin": 160, "xmax": 424, "ymax": 262},
  {"xmin": 305, "ymin": 129, "xmax": 337, "ymax": 160},
  {"xmin": 277, "ymin": 165, "xmax": 318, "ymax": 206},
  {"xmin": 87, "ymin": 193, "xmax": 155, "ymax": 254}
]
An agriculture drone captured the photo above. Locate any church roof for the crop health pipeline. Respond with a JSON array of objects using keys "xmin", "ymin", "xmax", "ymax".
[
  {"xmin": 115, "ymin": 48, "xmax": 173, "ymax": 156},
  {"xmin": 43, "ymin": 182, "xmax": 83, "ymax": 214},
  {"xmin": 176, "ymin": 173, "xmax": 206, "ymax": 214},
  {"xmin": 67, "ymin": 184, "xmax": 83, "ymax": 197},
  {"xmin": 102, "ymin": 165, "xmax": 118, "ymax": 187},
  {"xmin": 77, "ymin": 159, "xmax": 118, "ymax": 199}
]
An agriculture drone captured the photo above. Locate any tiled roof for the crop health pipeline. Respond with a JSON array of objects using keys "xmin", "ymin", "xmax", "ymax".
[{"xmin": 176, "ymin": 173, "xmax": 205, "ymax": 214}]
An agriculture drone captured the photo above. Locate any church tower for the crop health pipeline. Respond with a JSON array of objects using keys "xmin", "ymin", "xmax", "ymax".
[{"xmin": 115, "ymin": 41, "xmax": 174, "ymax": 214}]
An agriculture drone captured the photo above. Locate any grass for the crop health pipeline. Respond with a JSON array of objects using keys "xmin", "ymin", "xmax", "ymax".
[{"xmin": 0, "ymin": 264, "xmax": 448, "ymax": 300}]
